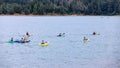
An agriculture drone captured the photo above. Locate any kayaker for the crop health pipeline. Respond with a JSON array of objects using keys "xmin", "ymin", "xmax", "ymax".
[
  {"xmin": 83, "ymin": 37, "xmax": 88, "ymax": 40},
  {"xmin": 10, "ymin": 37, "xmax": 13, "ymax": 42},
  {"xmin": 21, "ymin": 38, "xmax": 24, "ymax": 42},
  {"xmin": 26, "ymin": 32, "xmax": 30, "ymax": 36},
  {"xmin": 41, "ymin": 40, "xmax": 45, "ymax": 44},
  {"xmin": 58, "ymin": 33, "xmax": 62, "ymax": 36},
  {"xmin": 93, "ymin": 32, "xmax": 96, "ymax": 35}
]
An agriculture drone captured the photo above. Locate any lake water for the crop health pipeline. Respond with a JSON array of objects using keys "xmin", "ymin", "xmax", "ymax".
[{"xmin": 0, "ymin": 16, "xmax": 120, "ymax": 68}]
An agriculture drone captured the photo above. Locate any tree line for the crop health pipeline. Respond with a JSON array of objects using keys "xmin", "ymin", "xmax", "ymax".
[{"xmin": 0, "ymin": 0, "xmax": 120, "ymax": 15}]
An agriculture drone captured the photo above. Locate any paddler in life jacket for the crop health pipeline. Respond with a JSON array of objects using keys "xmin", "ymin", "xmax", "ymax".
[{"xmin": 83, "ymin": 37, "xmax": 88, "ymax": 41}]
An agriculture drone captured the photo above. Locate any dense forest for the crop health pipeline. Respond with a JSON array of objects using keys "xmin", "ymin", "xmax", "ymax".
[{"xmin": 0, "ymin": 0, "xmax": 120, "ymax": 15}]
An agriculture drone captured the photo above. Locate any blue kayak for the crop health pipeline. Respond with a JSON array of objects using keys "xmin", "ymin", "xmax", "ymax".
[
  {"xmin": 7, "ymin": 40, "xmax": 30, "ymax": 43},
  {"xmin": 14, "ymin": 40, "xmax": 30, "ymax": 43}
]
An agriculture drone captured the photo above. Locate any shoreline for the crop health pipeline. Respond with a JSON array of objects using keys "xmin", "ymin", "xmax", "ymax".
[
  {"xmin": 0, "ymin": 14, "xmax": 85, "ymax": 16},
  {"xmin": 0, "ymin": 14, "xmax": 119, "ymax": 16}
]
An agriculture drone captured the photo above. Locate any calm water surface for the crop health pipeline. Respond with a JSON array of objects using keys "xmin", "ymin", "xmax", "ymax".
[{"xmin": 0, "ymin": 16, "xmax": 120, "ymax": 68}]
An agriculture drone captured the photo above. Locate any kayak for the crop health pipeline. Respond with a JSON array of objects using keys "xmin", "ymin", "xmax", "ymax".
[
  {"xmin": 57, "ymin": 35, "xmax": 65, "ymax": 37},
  {"xmin": 6, "ymin": 40, "xmax": 14, "ymax": 43},
  {"xmin": 14, "ymin": 40, "xmax": 30, "ymax": 43},
  {"xmin": 38, "ymin": 43, "xmax": 48, "ymax": 47},
  {"xmin": 7, "ymin": 40, "xmax": 30, "ymax": 43},
  {"xmin": 57, "ymin": 33, "xmax": 65, "ymax": 37},
  {"xmin": 83, "ymin": 39, "xmax": 88, "ymax": 42}
]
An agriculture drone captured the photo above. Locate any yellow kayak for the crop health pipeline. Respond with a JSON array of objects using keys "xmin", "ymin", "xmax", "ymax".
[
  {"xmin": 38, "ymin": 43, "xmax": 49, "ymax": 47},
  {"xmin": 83, "ymin": 39, "xmax": 88, "ymax": 42}
]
